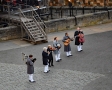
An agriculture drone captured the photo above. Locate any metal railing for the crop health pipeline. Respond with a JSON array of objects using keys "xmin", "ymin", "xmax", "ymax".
[
  {"xmin": 18, "ymin": 6, "xmax": 47, "ymax": 41},
  {"xmin": 49, "ymin": 6, "xmax": 112, "ymax": 19},
  {"xmin": 30, "ymin": 6, "xmax": 47, "ymax": 37},
  {"xmin": 1, "ymin": 3, "xmax": 112, "ymax": 21},
  {"xmin": 30, "ymin": 6, "xmax": 47, "ymax": 28},
  {"xmin": 0, "ymin": 3, "xmax": 48, "ymax": 41}
]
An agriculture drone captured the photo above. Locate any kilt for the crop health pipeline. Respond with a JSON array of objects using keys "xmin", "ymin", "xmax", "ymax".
[{"xmin": 64, "ymin": 44, "xmax": 71, "ymax": 52}]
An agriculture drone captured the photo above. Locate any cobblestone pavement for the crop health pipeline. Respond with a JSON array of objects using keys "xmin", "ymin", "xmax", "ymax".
[
  {"xmin": 0, "ymin": 63, "xmax": 104, "ymax": 90},
  {"xmin": 0, "ymin": 23, "xmax": 112, "ymax": 90}
]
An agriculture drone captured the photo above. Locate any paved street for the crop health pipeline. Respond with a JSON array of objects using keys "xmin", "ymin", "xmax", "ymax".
[{"xmin": 0, "ymin": 23, "xmax": 112, "ymax": 90}]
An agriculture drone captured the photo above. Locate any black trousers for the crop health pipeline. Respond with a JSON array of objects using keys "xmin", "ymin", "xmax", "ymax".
[
  {"xmin": 48, "ymin": 59, "xmax": 53, "ymax": 66},
  {"xmin": 0, "ymin": 6, "xmax": 3, "ymax": 12}
]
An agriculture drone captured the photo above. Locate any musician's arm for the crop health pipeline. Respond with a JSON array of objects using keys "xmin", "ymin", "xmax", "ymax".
[
  {"xmin": 30, "ymin": 60, "xmax": 34, "ymax": 65},
  {"xmin": 26, "ymin": 59, "xmax": 33, "ymax": 66},
  {"xmin": 53, "ymin": 41, "xmax": 58, "ymax": 48},
  {"xmin": 47, "ymin": 48, "xmax": 52, "ymax": 54},
  {"xmin": 68, "ymin": 36, "xmax": 73, "ymax": 41},
  {"xmin": 43, "ymin": 52, "xmax": 49, "ymax": 58},
  {"xmin": 62, "ymin": 37, "xmax": 66, "ymax": 42},
  {"xmin": 32, "ymin": 58, "xmax": 36, "ymax": 63},
  {"xmin": 74, "ymin": 31, "xmax": 79, "ymax": 38},
  {"xmin": 42, "ymin": 52, "xmax": 48, "ymax": 62},
  {"xmin": 81, "ymin": 31, "xmax": 84, "ymax": 34}
]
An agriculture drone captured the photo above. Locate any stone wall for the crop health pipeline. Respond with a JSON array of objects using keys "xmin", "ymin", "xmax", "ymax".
[
  {"xmin": 0, "ymin": 10, "xmax": 112, "ymax": 41},
  {"xmin": 45, "ymin": 17, "xmax": 77, "ymax": 33},
  {"xmin": 0, "ymin": 26, "xmax": 21, "ymax": 41},
  {"xmin": 109, "ymin": 10, "xmax": 112, "ymax": 19},
  {"xmin": 45, "ymin": 10, "xmax": 112, "ymax": 33},
  {"xmin": 45, "ymin": 17, "xmax": 75, "ymax": 33},
  {"xmin": 76, "ymin": 11, "xmax": 109, "ymax": 27}
]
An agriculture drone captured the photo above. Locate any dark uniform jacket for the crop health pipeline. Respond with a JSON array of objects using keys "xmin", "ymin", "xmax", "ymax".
[
  {"xmin": 47, "ymin": 48, "xmax": 53, "ymax": 60},
  {"xmin": 42, "ymin": 51, "xmax": 49, "ymax": 65},
  {"xmin": 74, "ymin": 31, "xmax": 84, "ymax": 45}
]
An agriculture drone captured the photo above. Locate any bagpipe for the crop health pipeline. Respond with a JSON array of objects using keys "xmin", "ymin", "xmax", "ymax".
[{"xmin": 21, "ymin": 52, "xmax": 37, "ymax": 64}]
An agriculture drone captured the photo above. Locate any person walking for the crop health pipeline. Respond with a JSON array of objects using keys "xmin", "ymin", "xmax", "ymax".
[
  {"xmin": 47, "ymin": 45, "xmax": 54, "ymax": 67},
  {"xmin": 42, "ymin": 47, "xmax": 50, "ymax": 73},
  {"xmin": 62, "ymin": 32, "xmax": 73, "ymax": 57},
  {"xmin": 74, "ymin": 27, "xmax": 84, "ymax": 52},
  {"xmin": 53, "ymin": 37, "xmax": 62, "ymax": 62},
  {"xmin": 26, "ymin": 54, "xmax": 36, "ymax": 83}
]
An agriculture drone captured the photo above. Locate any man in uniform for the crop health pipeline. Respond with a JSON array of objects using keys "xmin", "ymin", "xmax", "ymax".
[
  {"xmin": 62, "ymin": 32, "xmax": 73, "ymax": 57},
  {"xmin": 26, "ymin": 55, "xmax": 36, "ymax": 83},
  {"xmin": 74, "ymin": 27, "xmax": 84, "ymax": 52}
]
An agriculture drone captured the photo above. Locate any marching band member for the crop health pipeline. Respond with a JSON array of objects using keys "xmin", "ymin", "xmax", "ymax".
[
  {"xmin": 47, "ymin": 45, "xmax": 54, "ymax": 67},
  {"xmin": 62, "ymin": 32, "xmax": 73, "ymax": 57},
  {"xmin": 42, "ymin": 47, "xmax": 50, "ymax": 73},
  {"xmin": 26, "ymin": 54, "xmax": 36, "ymax": 83},
  {"xmin": 74, "ymin": 27, "xmax": 85, "ymax": 52},
  {"xmin": 53, "ymin": 37, "xmax": 62, "ymax": 62}
]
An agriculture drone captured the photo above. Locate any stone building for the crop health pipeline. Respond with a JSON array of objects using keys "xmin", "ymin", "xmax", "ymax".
[{"xmin": 48, "ymin": 0, "xmax": 112, "ymax": 6}]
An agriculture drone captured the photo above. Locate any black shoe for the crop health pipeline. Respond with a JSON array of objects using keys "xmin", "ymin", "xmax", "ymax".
[
  {"xmin": 48, "ymin": 70, "xmax": 50, "ymax": 72},
  {"xmin": 69, "ymin": 55, "xmax": 73, "ymax": 56},
  {"xmin": 49, "ymin": 65, "xmax": 51, "ymax": 67},
  {"xmin": 67, "ymin": 56, "xmax": 69, "ymax": 57},
  {"xmin": 29, "ymin": 80, "xmax": 31, "ymax": 82},
  {"xmin": 51, "ymin": 65, "xmax": 54, "ymax": 66},
  {"xmin": 29, "ymin": 80, "xmax": 36, "ymax": 83},
  {"xmin": 56, "ymin": 60, "xmax": 60, "ymax": 62},
  {"xmin": 31, "ymin": 81, "xmax": 36, "ymax": 83}
]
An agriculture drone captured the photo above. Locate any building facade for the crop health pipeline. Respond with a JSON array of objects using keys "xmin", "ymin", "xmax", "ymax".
[{"xmin": 48, "ymin": 0, "xmax": 112, "ymax": 6}]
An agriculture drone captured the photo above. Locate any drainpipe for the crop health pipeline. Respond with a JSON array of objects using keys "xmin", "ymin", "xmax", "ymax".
[{"xmin": 74, "ymin": 15, "xmax": 77, "ymax": 26}]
